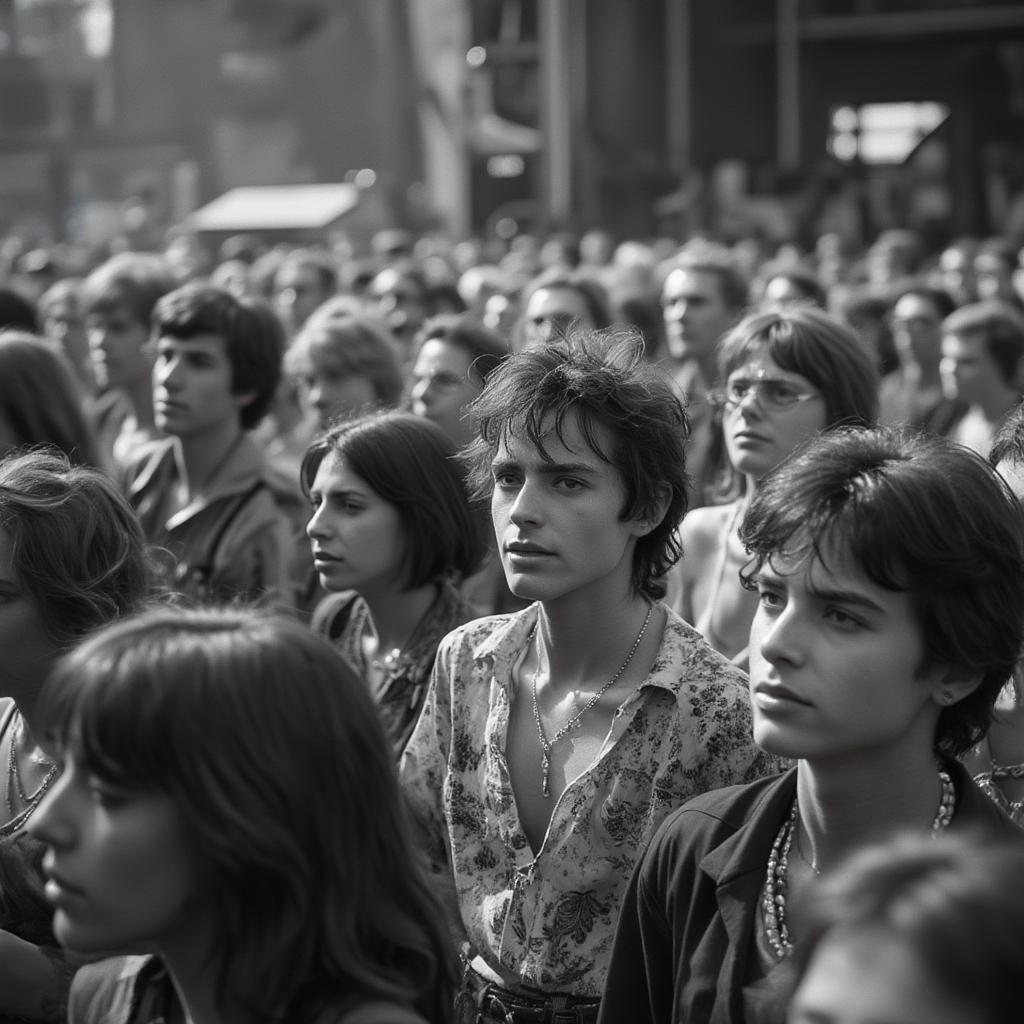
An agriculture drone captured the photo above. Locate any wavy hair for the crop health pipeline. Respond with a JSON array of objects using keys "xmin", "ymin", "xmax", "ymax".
[
  {"xmin": 0, "ymin": 449, "xmax": 152, "ymax": 650},
  {"xmin": 41, "ymin": 607, "xmax": 456, "ymax": 1024},
  {"xmin": 464, "ymin": 326, "xmax": 690, "ymax": 599}
]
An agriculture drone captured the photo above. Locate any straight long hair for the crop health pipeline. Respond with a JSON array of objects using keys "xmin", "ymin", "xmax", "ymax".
[{"xmin": 42, "ymin": 607, "xmax": 456, "ymax": 1024}]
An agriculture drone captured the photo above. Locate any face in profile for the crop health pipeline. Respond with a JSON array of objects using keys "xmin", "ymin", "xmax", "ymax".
[
  {"xmin": 789, "ymin": 926, "xmax": 990, "ymax": 1024},
  {"xmin": 305, "ymin": 452, "xmax": 408, "ymax": 597},
  {"xmin": 30, "ymin": 753, "xmax": 200, "ymax": 956}
]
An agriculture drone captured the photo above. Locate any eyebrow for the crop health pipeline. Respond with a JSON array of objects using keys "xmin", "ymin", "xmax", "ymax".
[
  {"xmin": 756, "ymin": 571, "xmax": 887, "ymax": 615},
  {"xmin": 806, "ymin": 584, "xmax": 886, "ymax": 614},
  {"xmin": 491, "ymin": 457, "xmax": 599, "ymax": 477}
]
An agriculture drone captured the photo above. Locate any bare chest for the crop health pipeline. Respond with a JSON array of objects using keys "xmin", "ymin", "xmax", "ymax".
[{"xmin": 506, "ymin": 678, "xmax": 619, "ymax": 855}]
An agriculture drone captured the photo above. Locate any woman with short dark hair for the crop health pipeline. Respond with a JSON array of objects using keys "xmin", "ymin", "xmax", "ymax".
[{"xmin": 302, "ymin": 410, "xmax": 486, "ymax": 756}]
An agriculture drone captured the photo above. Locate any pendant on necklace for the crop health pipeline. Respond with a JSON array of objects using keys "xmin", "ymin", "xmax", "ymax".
[{"xmin": 540, "ymin": 748, "xmax": 551, "ymax": 798}]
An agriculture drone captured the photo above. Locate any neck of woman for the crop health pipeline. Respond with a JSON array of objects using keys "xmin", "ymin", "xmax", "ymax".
[
  {"xmin": 361, "ymin": 581, "xmax": 439, "ymax": 654},
  {"xmin": 794, "ymin": 748, "xmax": 947, "ymax": 876}
]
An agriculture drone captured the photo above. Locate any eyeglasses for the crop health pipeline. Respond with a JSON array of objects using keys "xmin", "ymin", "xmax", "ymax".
[{"xmin": 715, "ymin": 376, "xmax": 822, "ymax": 411}]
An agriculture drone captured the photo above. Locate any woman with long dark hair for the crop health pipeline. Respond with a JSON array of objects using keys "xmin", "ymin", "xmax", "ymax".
[{"xmin": 31, "ymin": 607, "xmax": 457, "ymax": 1024}]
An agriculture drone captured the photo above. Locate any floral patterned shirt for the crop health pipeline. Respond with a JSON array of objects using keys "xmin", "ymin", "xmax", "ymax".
[{"xmin": 399, "ymin": 602, "xmax": 779, "ymax": 998}]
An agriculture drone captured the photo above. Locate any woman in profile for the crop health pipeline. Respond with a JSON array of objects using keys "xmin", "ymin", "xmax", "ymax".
[
  {"xmin": 31, "ymin": 606, "xmax": 455, "ymax": 1024},
  {"xmin": 0, "ymin": 449, "xmax": 152, "ymax": 1022},
  {"xmin": 303, "ymin": 411, "xmax": 486, "ymax": 755}
]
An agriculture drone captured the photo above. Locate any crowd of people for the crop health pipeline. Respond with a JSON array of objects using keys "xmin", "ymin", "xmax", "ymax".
[{"xmin": 0, "ymin": 217, "xmax": 1022, "ymax": 1024}]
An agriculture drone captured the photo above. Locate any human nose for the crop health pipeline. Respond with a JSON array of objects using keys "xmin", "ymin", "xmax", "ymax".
[
  {"xmin": 753, "ymin": 602, "xmax": 803, "ymax": 668},
  {"xmin": 27, "ymin": 768, "xmax": 75, "ymax": 850},
  {"xmin": 507, "ymin": 476, "xmax": 542, "ymax": 526},
  {"xmin": 155, "ymin": 353, "xmax": 181, "ymax": 389},
  {"xmin": 305, "ymin": 500, "xmax": 330, "ymax": 541},
  {"xmin": 410, "ymin": 376, "xmax": 431, "ymax": 407}
]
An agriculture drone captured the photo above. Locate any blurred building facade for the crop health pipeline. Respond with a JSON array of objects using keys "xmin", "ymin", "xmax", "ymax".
[{"xmin": 0, "ymin": 0, "xmax": 1021, "ymax": 250}]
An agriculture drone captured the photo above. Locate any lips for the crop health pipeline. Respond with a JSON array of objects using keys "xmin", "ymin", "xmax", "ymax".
[
  {"xmin": 154, "ymin": 395, "xmax": 186, "ymax": 413},
  {"xmin": 505, "ymin": 540, "xmax": 553, "ymax": 556},
  {"xmin": 753, "ymin": 680, "xmax": 811, "ymax": 706},
  {"xmin": 311, "ymin": 549, "xmax": 342, "ymax": 563},
  {"xmin": 42, "ymin": 861, "xmax": 85, "ymax": 904}
]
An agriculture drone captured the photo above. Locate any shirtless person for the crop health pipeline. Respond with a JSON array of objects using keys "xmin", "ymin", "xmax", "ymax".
[{"xmin": 400, "ymin": 327, "xmax": 775, "ymax": 1023}]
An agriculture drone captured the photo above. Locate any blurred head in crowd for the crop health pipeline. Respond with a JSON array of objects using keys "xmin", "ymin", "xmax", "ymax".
[
  {"xmin": 515, "ymin": 267, "xmax": 614, "ymax": 350},
  {"xmin": 408, "ymin": 314, "xmax": 508, "ymax": 447},
  {"xmin": 82, "ymin": 252, "xmax": 177, "ymax": 394},
  {"xmin": 660, "ymin": 241, "xmax": 748, "ymax": 375},
  {"xmin": 287, "ymin": 313, "xmax": 403, "ymax": 430},
  {"xmin": 38, "ymin": 278, "xmax": 93, "ymax": 395},
  {"xmin": 0, "ymin": 332, "xmax": 103, "ymax": 467},
  {"xmin": 273, "ymin": 249, "xmax": 338, "ymax": 335}
]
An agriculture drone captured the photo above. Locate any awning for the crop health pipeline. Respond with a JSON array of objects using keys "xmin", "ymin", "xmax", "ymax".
[{"xmin": 187, "ymin": 183, "xmax": 361, "ymax": 233}]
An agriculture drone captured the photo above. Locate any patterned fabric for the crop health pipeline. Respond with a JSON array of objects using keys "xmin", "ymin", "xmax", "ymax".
[
  {"xmin": 315, "ymin": 582, "xmax": 479, "ymax": 758},
  {"xmin": 399, "ymin": 602, "xmax": 779, "ymax": 998},
  {"xmin": 0, "ymin": 702, "xmax": 80, "ymax": 1024}
]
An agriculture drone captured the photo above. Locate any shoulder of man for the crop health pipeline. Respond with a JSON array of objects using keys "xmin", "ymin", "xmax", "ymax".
[{"xmin": 643, "ymin": 770, "xmax": 791, "ymax": 873}]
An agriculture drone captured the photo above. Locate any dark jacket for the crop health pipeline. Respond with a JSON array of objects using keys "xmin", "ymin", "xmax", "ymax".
[{"xmin": 598, "ymin": 762, "xmax": 1021, "ymax": 1024}]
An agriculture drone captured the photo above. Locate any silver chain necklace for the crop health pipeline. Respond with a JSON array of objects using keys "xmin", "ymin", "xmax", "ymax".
[{"xmin": 529, "ymin": 603, "xmax": 653, "ymax": 798}]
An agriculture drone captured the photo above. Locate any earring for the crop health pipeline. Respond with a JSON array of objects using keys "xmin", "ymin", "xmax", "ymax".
[{"xmin": 939, "ymin": 691, "xmax": 955, "ymax": 706}]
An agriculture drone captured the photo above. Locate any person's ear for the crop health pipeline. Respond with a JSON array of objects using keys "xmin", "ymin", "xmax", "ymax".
[
  {"xmin": 930, "ymin": 669, "xmax": 983, "ymax": 710},
  {"xmin": 630, "ymin": 484, "xmax": 673, "ymax": 539},
  {"xmin": 233, "ymin": 390, "xmax": 257, "ymax": 413}
]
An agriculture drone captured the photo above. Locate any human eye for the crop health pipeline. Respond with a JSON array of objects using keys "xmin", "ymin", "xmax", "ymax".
[
  {"xmin": 554, "ymin": 476, "xmax": 587, "ymax": 492},
  {"xmin": 88, "ymin": 776, "xmax": 130, "ymax": 810},
  {"xmin": 754, "ymin": 578, "xmax": 785, "ymax": 613},
  {"xmin": 764, "ymin": 380, "xmax": 803, "ymax": 406},
  {"xmin": 491, "ymin": 464, "xmax": 521, "ymax": 489},
  {"xmin": 822, "ymin": 606, "xmax": 866, "ymax": 631},
  {"xmin": 726, "ymin": 378, "xmax": 752, "ymax": 401}
]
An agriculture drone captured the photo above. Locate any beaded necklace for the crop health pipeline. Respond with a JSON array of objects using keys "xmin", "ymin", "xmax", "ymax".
[{"xmin": 762, "ymin": 767, "xmax": 957, "ymax": 960}]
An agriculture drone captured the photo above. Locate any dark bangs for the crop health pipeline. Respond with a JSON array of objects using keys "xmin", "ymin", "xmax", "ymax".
[
  {"xmin": 739, "ymin": 468, "xmax": 915, "ymax": 596},
  {"xmin": 41, "ymin": 622, "xmax": 223, "ymax": 791},
  {"xmin": 719, "ymin": 308, "xmax": 879, "ymax": 429}
]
